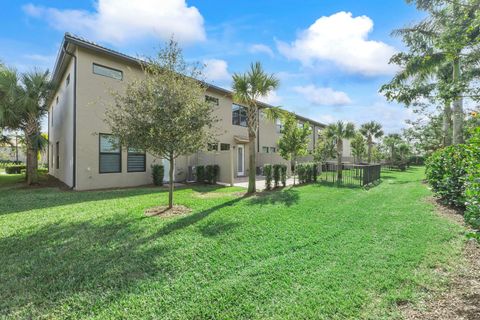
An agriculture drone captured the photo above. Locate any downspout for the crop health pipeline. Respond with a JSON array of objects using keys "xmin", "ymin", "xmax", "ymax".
[
  {"xmin": 257, "ymin": 108, "xmax": 260, "ymax": 153},
  {"xmin": 63, "ymin": 45, "xmax": 77, "ymax": 190}
]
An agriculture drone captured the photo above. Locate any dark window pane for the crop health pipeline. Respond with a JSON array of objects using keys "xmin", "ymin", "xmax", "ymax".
[
  {"xmin": 100, "ymin": 134, "xmax": 121, "ymax": 173},
  {"xmin": 100, "ymin": 154, "xmax": 121, "ymax": 173},
  {"xmin": 220, "ymin": 143, "xmax": 230, "ymax": 151},
  {"xmin": 127, "ymin": 153, "xmax": 146, "ymax": 172},
  {"xmin": 93, "ymin": 63, "xmax": 123, "ymax": 80}
]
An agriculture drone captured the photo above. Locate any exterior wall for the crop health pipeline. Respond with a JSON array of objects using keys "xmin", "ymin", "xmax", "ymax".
[
  {"xmin": 49, "ymin": 57, "xmax": 75, "ymax": 187},
  {"xmin": 50, "ymin": 41, "xmax": 328, "ymax": 190}
]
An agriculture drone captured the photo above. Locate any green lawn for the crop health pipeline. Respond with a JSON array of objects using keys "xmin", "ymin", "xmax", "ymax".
[{"xmin": 0, "ymin": 167, "xmax": 466, "ymax": 319}]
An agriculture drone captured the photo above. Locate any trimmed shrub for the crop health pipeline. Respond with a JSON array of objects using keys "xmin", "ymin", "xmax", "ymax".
[
  {"xmin": 196, "ymin": 165, "xmax": 205, "ymax": 183},
  {"xmin": 5, "ymin": 165, "xmax": 26, "ymax": 174},
  {"xmin": 264, "ymin": 164, "xmax": 273, "ymax": 190},
  {"xmin": 205, "ymin": 165, "xmax": 220, "ymax": 184},
  {"xmin": 465, "ymin": 131, "xmax": 480, "ymax": 236},
  {"xmin": 313, "ymin": 163, "xmax": 318, "ymax": 182},
  {"xmin": 151, "ymin": 164, "xmax": 164, "ymax": 186},
  {"xmin": 280, "ymin": 165, "xmax": 287, "ymax": 187},
  {"xmin": 296, "ymin": 163, "xmax": 316, "ymax": 184},
  {"xmin": 426, "ymin": 145, "xmax": 470, "ymax": 207},
  {"xmin": 273, "ymin": 164, "xmax": 282, "ymax": 188}
]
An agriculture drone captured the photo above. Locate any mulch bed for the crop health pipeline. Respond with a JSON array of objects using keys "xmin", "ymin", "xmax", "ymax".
[
  {"xmin": 144, "ymin": 205, "xmax": 192, "ymax": 218},
  {"xmin": 401, "ymin": 197, "xmax": 480, "ymax": 320}
]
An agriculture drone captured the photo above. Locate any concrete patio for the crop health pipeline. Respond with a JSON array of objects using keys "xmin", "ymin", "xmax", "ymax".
[{"xmin": 219, "ymin": 175, "xmax": 297, "ymax": 191}]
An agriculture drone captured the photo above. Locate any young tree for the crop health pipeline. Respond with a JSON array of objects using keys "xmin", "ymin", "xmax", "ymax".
[
  {"xmin": 277, "ymin": 112, "xmax": 312, "ymax": 185},
  {"xmin": 324, "ymin": 121, "xmax": 355, "ymax": 180},
  {"xmin": 232, "ymin": 62, "xmax": 279, "ymax": 193},
  {"xmin": 313, "ymin": 131, "xmax": 336, "ymax": 164},
  {"xmin": 106, "ymin": 40, "xmax": 216, "ymax": 209},
  {"xmin": 359, "ymin": 121, "xmax": 384, "ymax": 163},
  {"xmin": 350, "ymin": 133, "xmax": 367, "ymax": 164},
  {"xmin": 0, "ymin": 66, "xmax": 53, "ymax": 184}
]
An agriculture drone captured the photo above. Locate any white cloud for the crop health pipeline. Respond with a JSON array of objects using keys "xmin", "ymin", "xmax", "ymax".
[
  {"xmin": 277, "ymin": 12, "xmax": 397, "ymax": 76},
  {"xmin": 249, "ymin": 44, "xmax": 274, "ymax": 57},
  {"xmin": 203, "ymin": 59, "xmax": 231, "ymax": 85},
  {"xmin": 23, "ymin": 0, "xmax": 206, "ymax": 44},
  {"xmin": 259, "ymin": 90, "xmax": 282, "ymax": 105},
  {"xmin": 294, "ymin": 85, "xmax": 352, "ymax": 106}
]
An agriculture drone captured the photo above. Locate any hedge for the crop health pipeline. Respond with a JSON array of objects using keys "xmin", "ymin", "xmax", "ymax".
[
  {"xmin": 264, "ymin": 164, "xmax": 273, "ymax": 190},
  {"xmin": 196, "ymin": 165, "xmax": 205, "ymax": 183},
  {"xmin": 296, "ymin": 162, "xmax": 317, "ymax": 184},
  {"xmin": 5, "ymin": 165, "xmax": 26, "ymax": 174},
  {"xmin": 425, "ymin": 141, "xmax": 480, "ymax": 239},
  {"xmin": 205, "ymin": 165, "xmax": 220, "ymax": 184},
  {"xmin": 425, "ymin": 145, "xmax": 469, "ymax": 207},
  {"xmin": 151, "ymin": 164, "xmax": 164, "ymax": 186},
  {"xmin": 273, "ymin": 164, "xmax": 282, "ymax": 188}
]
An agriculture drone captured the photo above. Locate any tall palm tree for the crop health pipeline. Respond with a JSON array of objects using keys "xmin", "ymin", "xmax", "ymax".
[
  {"xmin": 324, "ymin": 121, "xmax": 355, "ymax": 180},
  {"xmin": 232, "ymin": 62, "xmax": 279, "ymax": 193},
  {"xmin": 0, "ymin": 66, "xmax": 53, "ymax": 184},
  {"xmin": 383, "ymin": 134, "xmax": 403, "ymax": 162},
  {"xmin": 359, "ymin": 121, "xmax": 384, "ymax": 163}
]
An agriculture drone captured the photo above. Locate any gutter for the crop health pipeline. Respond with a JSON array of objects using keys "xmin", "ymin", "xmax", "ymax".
[{"xmin": 62, "ymin": 45, "xmax": 77, "ymax": 190}]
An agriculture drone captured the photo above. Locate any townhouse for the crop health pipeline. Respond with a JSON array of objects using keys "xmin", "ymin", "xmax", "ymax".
[{"xmin": 49, "ymin": 33, "xmax": 339, "ymax": 190}]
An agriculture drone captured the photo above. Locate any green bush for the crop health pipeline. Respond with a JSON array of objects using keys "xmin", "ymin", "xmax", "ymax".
[
  {"xmin": 296, "ymin": 163, "xmax": 316, "ymax": 184},
  {"xmin": 280, "ymin": 165, "xmax": 287, "ymax": 187},
  {"xmin": 205, "ymin": 165, "xmax": 220, "ymax": 184},
  {"xmin": 151, "ymin": 164, "xmax": 164, "ymax": 186},
  {"xmin": 465, "ymin": 128, "xmax": 480, "ymax": 235},
  {"xmin": 426, "ymin": 145, "xmax": 470, "ymax": 207},
  {"xmin": 264, "ymin": 164, "xmax": 273, "ymax": 190},
  {"xmin": 196, "ymin": 165, "xmax": 205, "ymax": 183},
  {"xmin": 273, "ymin": 164, "xmax": 282, "ymax": 188},
  {"xmin": 5, "ymin": 165, "xmax": 26, "ymax": 174},
  {"xmin": 313, "ymin": 163, "xmax": 318, "ymax": 182}
]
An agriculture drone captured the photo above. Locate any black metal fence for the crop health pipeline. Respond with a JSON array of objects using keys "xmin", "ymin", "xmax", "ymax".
[{"xmin": 319, "ymin": 163, "xmax": 381, "ymax": 187}]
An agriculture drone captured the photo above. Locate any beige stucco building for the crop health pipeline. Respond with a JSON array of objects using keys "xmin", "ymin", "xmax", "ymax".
[{"xmin": 48, "ymin": 33, "xmax": 338, "ymax": 190}]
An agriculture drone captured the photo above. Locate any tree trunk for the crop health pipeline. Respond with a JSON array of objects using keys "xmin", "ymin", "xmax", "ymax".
[
  {"xmin": 337, "ymin": 140, "xmax": 343, "ymax": 181},
  {"xmin": 443, "ymin": 100, "xmax": 452, "ymax": 147},
  {"xmin": 168, "ymin": 155, "xmax": 174, "ymax": 209},
  {"xmin": 452, "ymin": 59, "xmax": 464, "ymax": 145},
  {"xmin": 247, "ymin": 135, "xmax": 256, "ymax": 194},
  {"xmin": 292, "ymin": 159, "xmax": 296, "ymax": 185},
  {"xmin": 26, "ymin": 135, "xmax": 38, "ymax": 185},
  {"xmin": 367, "ymin": 137, "xmax": 372, "ymax": 164}
]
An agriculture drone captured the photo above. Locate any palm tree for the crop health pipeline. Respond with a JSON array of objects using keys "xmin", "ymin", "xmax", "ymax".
[
  {"xmin": 383, "ymin": 134, "xmax": 403, "ymax": 162},
  {"xmin": 0, "ymin": 66, "xmax": 53, "ymax": 184},
  {"xmin": 359, "ymin": 121, "xmax": 384, "ymax": 163},
  {"xmin": 324, "ymin": 121, "xmax": 355, "ymax": 180},
  {"xmin": 232, "ymin": 62, "xmax": 279, "ymax": 193}
]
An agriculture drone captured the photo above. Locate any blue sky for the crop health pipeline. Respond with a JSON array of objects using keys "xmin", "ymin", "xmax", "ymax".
[{"xmin": 0, "ymin": 0, "xmax": 424, "ymax": 133}]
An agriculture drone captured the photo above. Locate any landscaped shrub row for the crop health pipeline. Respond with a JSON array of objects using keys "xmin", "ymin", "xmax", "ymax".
[
  {"xmin": 264, "ymin": 164, "xmax": 287, "ymax": 190},
  {"xmin": 0, "ymin": 160, "xmax": 23, "ymax": 169},
  {"xmin": 5, "ymin": 165, "xmax": 26, "ymax": 174},
  {"xmin": 296, "ymin": 162, "xmax": 318, "ymax": 184},
  {"xmin": 151, "ymin": 164, "xmax": 164, "ymax": 186},
  {"xmin": 196, "ymin": 165, "xmax": 219, "ymax": 184},
  {"xmin": 426, "ymin": 135, "xmax": 480, "ymax": 239},
  {"xmin": 425, "ymin": 145, "xmax": 469, "ymax": 207}
]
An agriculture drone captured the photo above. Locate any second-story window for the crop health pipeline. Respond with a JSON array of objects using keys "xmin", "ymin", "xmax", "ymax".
[
  {"xmin": 207, "ymin": 143, "xmax": 218, "ymax": 151},
  {"xmin": 205, "ymin": 95, "xmax": 219, "ymax": 106},
  {"xmin": 93, "ymin": 63, "xmax": 123, "ymax": 80},
  {"xmin": 232, "ymin": 104, "xmax": 247, "ymax": 127},
  {"xmin": 276, "ymin": 118, "xmax": 283, "ymax": 133}
]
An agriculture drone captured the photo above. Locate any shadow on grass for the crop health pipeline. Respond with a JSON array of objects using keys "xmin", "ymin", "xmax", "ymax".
[
  {"xmin": 151, "ymin": 195, "xmax": 248, "ymax": 237},
  {"xmin": 0, "ymin": 220, "xmax": 175, "ymax": 317},
  {"xmin": 0, "ymin": 187, "xmax": 168, "ymax": 216},
  {"xmin": 198, "ymin": 220, "xmax": 241, "ymax": 237},
  {"xmin": 248, "ymin": 188, "xmax": 300, "ymax": 207}
]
